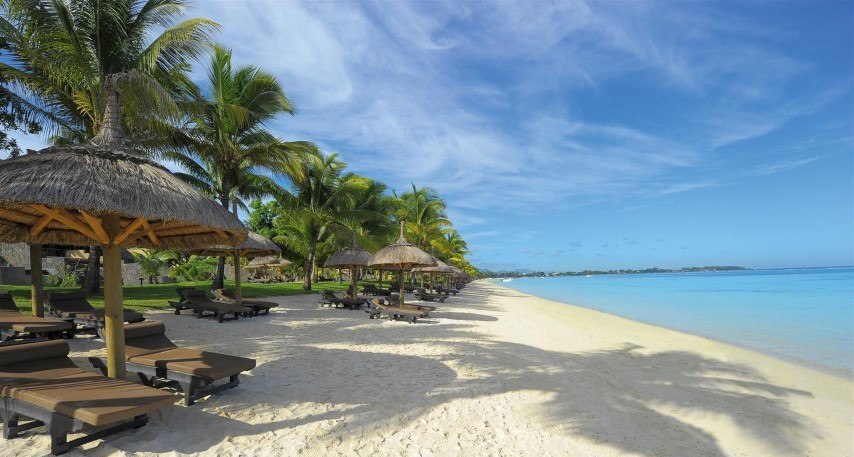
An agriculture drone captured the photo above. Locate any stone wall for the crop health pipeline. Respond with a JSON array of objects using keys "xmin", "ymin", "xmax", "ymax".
[{"xmin": 0, "ymin": 243, "xmax": 28, "ymax": 268}]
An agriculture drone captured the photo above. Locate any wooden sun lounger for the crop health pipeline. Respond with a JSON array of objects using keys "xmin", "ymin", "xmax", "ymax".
[
  {"xmin": 171, "ymin": 288, "xmax": 253, "ymax": 322},
  {"xmin": 214, "ymin": 289, "xmax": 278, "ymax": 315},
  {"xmin": 45, "ymin": 291, "xmax": 144, "ymax": 335},
  {"xmin": 365, "ymin": 299, "xmax": 429, "ymax": 323},
  {"xmin": 0, "ymin": 292, "xmax": 73, "ymax": 342},
  {"xmin": 435, "ymin": 286, "xmax": 459, "ymax": 295},
  {"xmin": 319, "ymin": 291, "xmax": 364, "ymax": 310},
  {"xmin": 415, "ymin": 288, "xmax": 449, "ymax": 303},
  {"xmin": 360, "ymin": 285, "xmax": 391, "ymax": 296},
  {"xmin": 0, "ymin": 340, "xmax": 175, "ymax": 455},
  {"xmin": 89, "ymin": 322, "xmax": 256, "ymax": 406}
]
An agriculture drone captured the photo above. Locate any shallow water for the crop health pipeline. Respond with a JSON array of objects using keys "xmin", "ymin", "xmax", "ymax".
[{"xmin": 498, "ymin": 267, "xmax": 854, "ymax": 376}]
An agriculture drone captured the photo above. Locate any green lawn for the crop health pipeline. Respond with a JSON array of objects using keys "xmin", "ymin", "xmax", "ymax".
[{"xmin": 2, "ymin": 280, "xmax": 375, "ymax": 314}]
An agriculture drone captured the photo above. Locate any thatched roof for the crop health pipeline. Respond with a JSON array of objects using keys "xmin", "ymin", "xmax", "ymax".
[
  {"xmin": 450, "ymin": 266, "xmax": 463, "ymax": 277},
  {"xmin": 0, "ymin": 145, "xmax": 246, "ymax": 249},
  {"xmin": 368, "ymin": 234, "xmax": 436, "ymax": 270},
  {"xmin": 414, "ymin": 258, "xmax": 454, "ymax": 274},
  {"xmin": 247, "ymin": 256, "xmax": 291, "ymax": 269},
  {"xmin": 324, "ymin": 242, "xmax": 373, "ymax": 268},
  {"xmin": 187, "ymin": 231, "xmax": 280, "ymax": 256}
]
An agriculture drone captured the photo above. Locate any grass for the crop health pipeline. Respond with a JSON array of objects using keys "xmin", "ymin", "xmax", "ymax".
[{"xmin": 2, "ymin": 280, "xmax": 378, "ymax": 314}]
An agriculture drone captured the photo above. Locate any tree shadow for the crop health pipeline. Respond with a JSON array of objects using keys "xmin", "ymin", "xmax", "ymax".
[{"xmin": 55, "ymin": 283, "xmax": 818, "ymax": 456}]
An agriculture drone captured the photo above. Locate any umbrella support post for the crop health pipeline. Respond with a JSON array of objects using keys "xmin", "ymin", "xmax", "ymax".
[
  {"xmin": 102, "ymin": 215, "xmax": 126, "ymax": 379},
  {"xmin": 29, "ymin": 244, "xmax": 43, "ymax": 317},
  {"xmin": 233, "ymin": 251, "xmax": 242, "ymax": 306},
  {"xmin": 399, "ymin": 268, "xmax": 405, "ymax": 306}
]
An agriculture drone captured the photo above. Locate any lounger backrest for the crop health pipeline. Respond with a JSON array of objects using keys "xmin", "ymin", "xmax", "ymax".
[
  {"xmin": 123, "ymin": 322, "xmax": 176, "ymax": 358},
  {"xmin": 176, "ymin": 287, "xmax": 202, "ymax": 301},
  {"xmin": 0, "ymin": 339, "xmax": 69, "ymax": 367},
  {"xmin": 45, "ymin": 291, "xmax": 94, "ymax": 313},
  {"xmin": 0, "ymin": 290, "xmax": 18, "ymax": 312}
]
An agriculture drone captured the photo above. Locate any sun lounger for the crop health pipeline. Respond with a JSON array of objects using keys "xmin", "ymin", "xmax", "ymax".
[
  {"xmin": 365, "ymin": 299, "xmax": 429, "ymax": 323},
  {"xmin": 89, "ymin": 322, "xmax": 256, "ymax": 406},
  {"xmin": 319, "ymin": 291, "xmax": 364, "ymax": 310},
  {"xmin": 0, "ymin": 339, "xmax": 175, "ymax": 455},
  {"xmin": 213, "ymin": 289, "xmax": 278, "ymax": 315},
  {"xmin": 360, "ymin": 284, "xmax": 391, "ymax": 296},
  {"xmin": 170, "ymin": 289, "xmax": 252, "ymax": 322},
  {"xmin": 0, "ymin": 292, "xmax": 74, "ymax": 340},
  {"xmin": 0, "ymin": 291, "xmax": 73, "ymax": 342},
  {"xmin": 415, "ymin": 288, "xmax": 449, "ymax": 303},
  {"xmin": 45, "ymin": 291, "xmax": 144, "ymax": 335},
  {"xmin": 435, "ymin": 285, "xmax": 459, "ymax": 295}
]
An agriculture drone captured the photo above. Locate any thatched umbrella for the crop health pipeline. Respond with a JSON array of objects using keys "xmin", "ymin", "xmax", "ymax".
[
  {"xmin": 188, "ymin": 231, "xmax": 280, "ymax": 305},
  {"xmin": 0, "ymin": 113, "xmax": 246, "ymax": 379},
  {"xmin": 246, "ymin": 256, "xmax": 291, "ymax": 280},
  {"xmin": 324, "ymin": 240, "xmax": 372, "ymax": 299},
  {"xmin": 367, "ymin": 222, "xmax": 436, "ymax": 306},
  {"xmin": 247, "ymin": 256, "xmax": 290, "ymax": 268},
  {"xmin": 414, "ymin": 258, "xmax": 454, "ymax": 290}
]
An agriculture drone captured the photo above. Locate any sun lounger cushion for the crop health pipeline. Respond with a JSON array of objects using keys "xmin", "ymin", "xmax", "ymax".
[
  {"xmin": 124, "ymin": 322, "xmax": 256, "ymax": 380},
  {"xmin": 129, "ymin": 349, "xmax": 256, "ymax": 380},
  {"xmin": 0, "ymin": 312, "xmax": 71, "ymax": 334},
  {"xmin": 0, "ymin": 339, "xmax": 69, "ymax": 367},
  {"xmin": 0, "ymin": 340, "xmax": 175, "ymax": 426}
]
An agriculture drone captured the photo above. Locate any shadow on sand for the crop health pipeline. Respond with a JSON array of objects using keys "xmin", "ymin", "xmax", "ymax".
[{"xmin": 66, "ymin": 283, "xmax": 816, "ymax": 457}]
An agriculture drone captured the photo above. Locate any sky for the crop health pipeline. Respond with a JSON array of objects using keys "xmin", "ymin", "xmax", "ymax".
[{"xmin": 5, "ymin": 1, "xmax": 854, "ymax": 272}]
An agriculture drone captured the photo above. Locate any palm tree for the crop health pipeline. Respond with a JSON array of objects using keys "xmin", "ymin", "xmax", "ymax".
[
  {"xmin": 273, "ymin": 151, "xmax": 362, "ymax": 290},
  {"xmin": 397, "ymin": 184, "xmax": 452, "ymax": 250},
  {"xmin": 0, "ymin": 0, "xmax": 217, "ymax": 292},
  {"xmin": 166, "ymin": 45, "xmax": 309, "ymax": 288}
]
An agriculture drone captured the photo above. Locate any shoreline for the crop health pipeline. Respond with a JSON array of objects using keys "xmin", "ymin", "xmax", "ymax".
[{"xmin": 487, "ymin": 280, "xmax": 853, "ymax": 380}]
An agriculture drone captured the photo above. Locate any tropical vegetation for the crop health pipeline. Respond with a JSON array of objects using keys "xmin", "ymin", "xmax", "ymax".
[{"xmin": 0, "ymin": 0, "xmax": 477, "ymax": 296}]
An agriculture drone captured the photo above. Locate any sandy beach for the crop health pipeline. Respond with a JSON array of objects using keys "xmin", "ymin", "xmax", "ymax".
[{"xmin": 3, "ymin": 281, "xmax": 851, "ymax": 457}]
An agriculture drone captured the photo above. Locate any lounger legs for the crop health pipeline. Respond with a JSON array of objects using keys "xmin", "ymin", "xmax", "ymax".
[
  {"xmin": 50, "ymin": 415, "xmax": 148, "ymax": 455},
  {"xmin": 3, "ymin": 398, "xmax": 149, "ymax": 456},
  {"xmin": 178, "ymin": 375, "xmax": 241, "ymax": 406}
]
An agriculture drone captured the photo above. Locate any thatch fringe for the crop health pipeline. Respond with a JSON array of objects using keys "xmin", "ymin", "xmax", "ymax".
[
  {"xmin": 368, "ymin": 235, "xmax": 436, "ymax": 269},
  {"xmin": 0, "ymin": 145, "xmax": 246, "ymax": 249},
  {"xmin": 324, "ymin": 244, "xmax": 373, "ymax": 268},
  {"xmin": 188, "ymin": 231, "xmax": 280, "ymax": 256}
]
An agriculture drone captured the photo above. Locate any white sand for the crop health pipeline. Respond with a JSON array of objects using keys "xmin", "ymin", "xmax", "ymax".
[{"xmin": 2, "ymin": 281, "xmax": 852, "ymax": 456}]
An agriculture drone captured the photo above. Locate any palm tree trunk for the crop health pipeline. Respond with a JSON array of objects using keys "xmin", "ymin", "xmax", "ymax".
[
  {"xmin": 81, "ymin": 246, "xmax": 101, "ymax": 293},
  {"xmin": 303, "ymin": 229, "xmax": 319, "ymax": 291},
  {"xmin": 212, "ymin": 191, "xmax": 231, "ymax": 289}
]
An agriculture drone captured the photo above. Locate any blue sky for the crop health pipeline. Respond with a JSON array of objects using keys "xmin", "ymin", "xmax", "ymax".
[{"xmin": 6, "ymin": 1, "xmax": 853, "ymax": 271}]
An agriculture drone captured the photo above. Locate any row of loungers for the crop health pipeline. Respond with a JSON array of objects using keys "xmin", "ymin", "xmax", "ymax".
[
  {"xmin": 1, "ymin": 320, "xmax": 257, "ymax": 454},
  {"xmin": 169, "ymin": 288, "xmax": 278, "ymax": 322}
]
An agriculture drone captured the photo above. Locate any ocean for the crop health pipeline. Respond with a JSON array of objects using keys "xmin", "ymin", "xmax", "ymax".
[{"xmin": 496, "ymin": 267, "xmax": 854, "ymax": 377}]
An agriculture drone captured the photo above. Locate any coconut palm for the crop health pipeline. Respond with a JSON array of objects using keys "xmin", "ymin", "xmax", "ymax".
[
  {"xmin": 0, "ymin": 0, "xmax": 217, "ymax": 142},
  {"xmin": 165, "ymin": 45, "xmax": 309, "ymax": 288},
  {"xmin": 0, "ymin": 0, "xmax": 218, "ymax": 292},
  {"xmin": 397, "ymin": 184, "xmax": 452, "ymax": 250},
  {"xmin": 272, "ymin": 151, "xmax": 367, "ymax": 290}
]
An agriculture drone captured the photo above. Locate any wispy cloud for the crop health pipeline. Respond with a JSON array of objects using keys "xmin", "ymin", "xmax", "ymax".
[{"xmin": 191, "ymin": 0, "xmax": 842, "ymax": 220}]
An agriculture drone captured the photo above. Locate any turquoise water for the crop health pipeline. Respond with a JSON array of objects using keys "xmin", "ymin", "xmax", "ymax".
[{"xmin": 498, "ymin": 267, "xmax": 854, "ymax": 377}]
